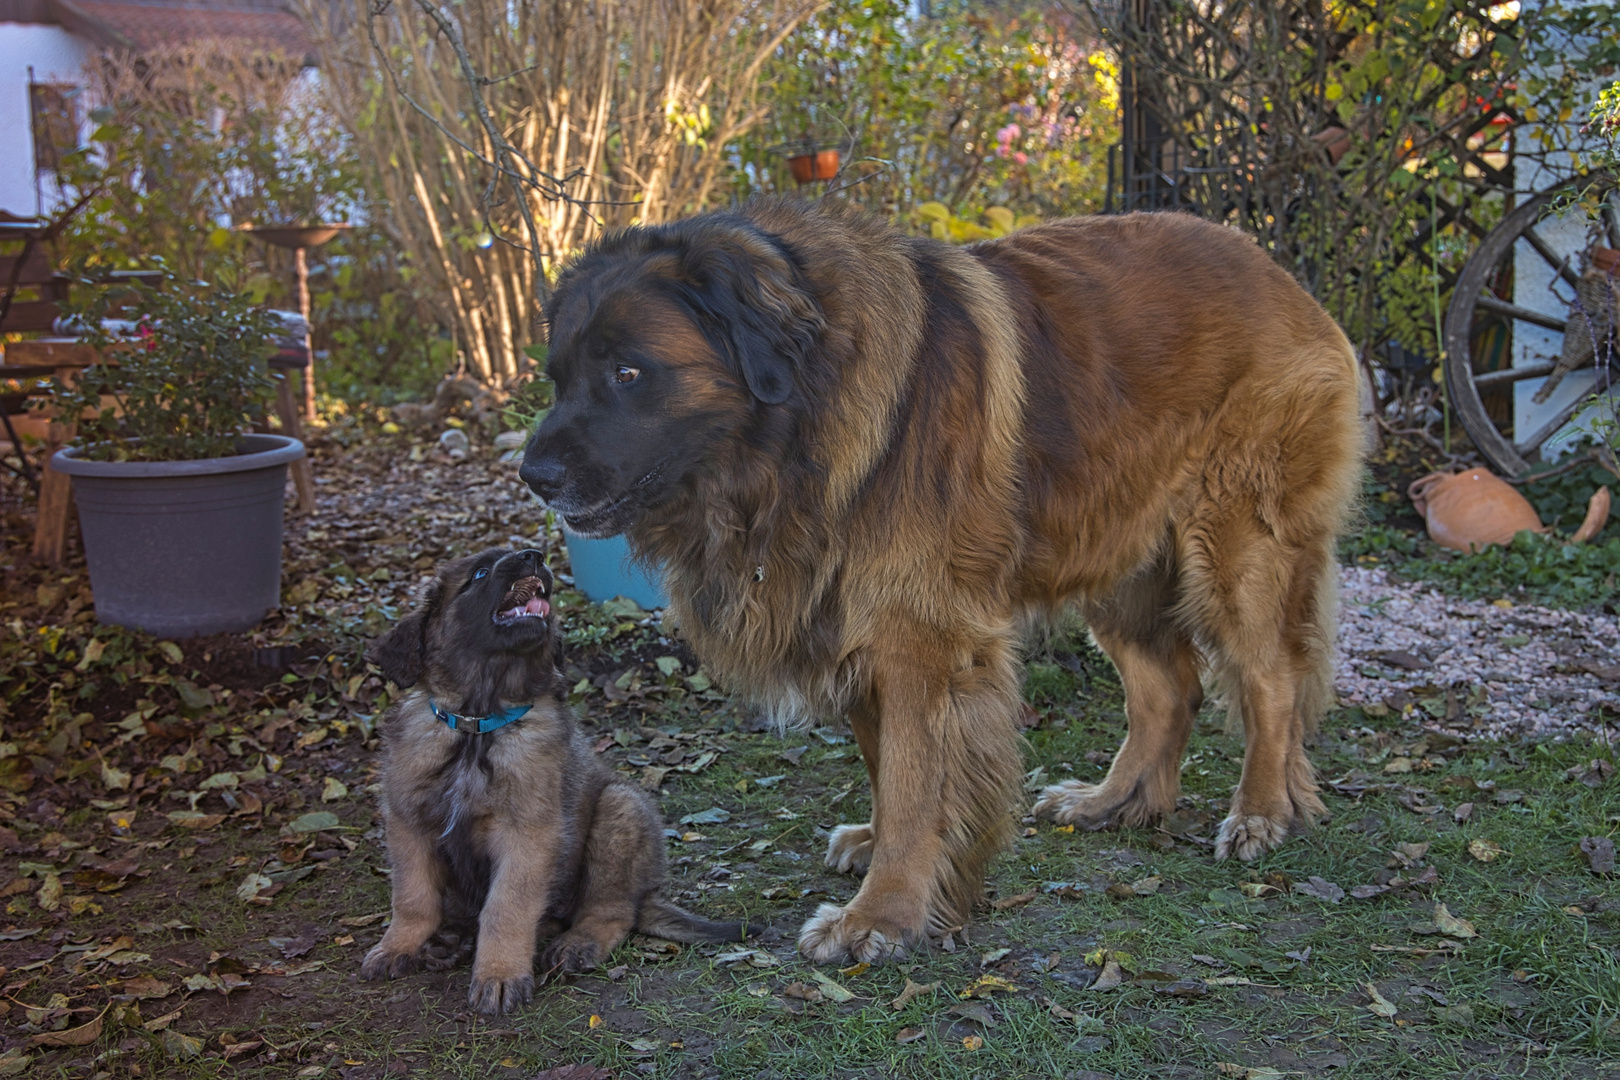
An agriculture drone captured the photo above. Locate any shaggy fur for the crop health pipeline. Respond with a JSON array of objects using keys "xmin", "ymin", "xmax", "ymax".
[
  {"xmin": 520, "ymin": 201, "xmax": 1363, "ymax": 965},
  {"xmin": 360, "ymin": 548, "xmax": 745, "ymax": 1014}
]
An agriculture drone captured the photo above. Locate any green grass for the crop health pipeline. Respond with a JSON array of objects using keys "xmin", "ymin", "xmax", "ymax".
[{"xmin": 31, "ymin": 644, "xmax": 1610, "ymax": 1080}]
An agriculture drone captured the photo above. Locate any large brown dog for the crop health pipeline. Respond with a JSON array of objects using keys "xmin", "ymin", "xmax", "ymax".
[
  {"xmin": 362, "ymin": 548, "xmax": 745, "ymax": 1013},
  {"xmin": 520, "ymin": 201, "xmax": 1361, "ymax": 965}
]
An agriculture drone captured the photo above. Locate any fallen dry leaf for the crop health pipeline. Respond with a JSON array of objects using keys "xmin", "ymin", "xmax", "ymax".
[
  {"xmin": 961, "ymin": 1034, "xmax": 984, "ymax": 1050},
  {"xmin": 530, "ymin": 1066, "xmax": 614, "ymax": 1080},
  {"xmin": 1363, "ymin": 982, "xmax": 1398, "ymax": 1018},
  {"xmin": 1089, "ymin": 959, "xmax": 1124, "ymax": 991},
  {"xmin": 781, "ymin": 981, "xmax": 822, "ymax": 1003},
  {"xmin": 30, "ymin": 1004, "xmax": 108, "ymax": 1047},
  {"xmin": 1467, "ymin": 838, "xmax": 1504, "ymax": 862},
  {"xmin": 889, "ymin": 978, "xmax": 938, "ymax": 1011},
  {"xmin": 1291, "ymin": 876, "xmax": 1344, "ymax": 903},
  {"xmin": 958, "ymin": 974, "xmax": 1019, "ymax": 999},
  {"xmin": 1580, "ymin": 836, "xmax": 1616, "ymax": 875},
  {"xmin": 894, "ymin": 1026, "xmax": 925, "ymax": 1044},
  {"xmin": 990, "ymin": 890, "xmax": 1036, "ymax": 911},
  {"xmin": 1432, "ymin": 903, "xmax": 1477, "ymax": 939}
]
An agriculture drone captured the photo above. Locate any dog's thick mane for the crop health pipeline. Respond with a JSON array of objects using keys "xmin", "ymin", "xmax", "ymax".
[{"xmin": 620, "ymin": 199, "xmax": 1028, "ymax": 727}]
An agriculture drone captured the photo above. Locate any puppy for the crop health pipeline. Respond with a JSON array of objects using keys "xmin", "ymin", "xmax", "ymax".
[{"xmin": 360, "ymin": 547, "xmax": 746, "ymax": 1014}]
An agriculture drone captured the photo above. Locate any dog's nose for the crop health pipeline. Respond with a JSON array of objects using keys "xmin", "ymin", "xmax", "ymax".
[{"xmin": 519, "ymin": 452, "xmax": 566, "ymax": 501}]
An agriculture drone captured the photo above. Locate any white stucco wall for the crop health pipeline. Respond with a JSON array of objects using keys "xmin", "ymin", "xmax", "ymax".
[{"xmin": 0, "ymin": 23, "xmax": 92, "ymax": 218}]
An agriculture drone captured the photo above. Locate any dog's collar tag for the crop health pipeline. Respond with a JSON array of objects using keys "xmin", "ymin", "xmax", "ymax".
[{"xmin": 430, "ymin": 700, "xmax": 532, "ymax": 734}]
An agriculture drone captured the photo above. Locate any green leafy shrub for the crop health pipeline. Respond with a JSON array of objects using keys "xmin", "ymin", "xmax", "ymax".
[
  {"xmin": 1406, "ymin": 530, "xmax": 1620, "ymax": 609},
  {"xmin": 42, "ymin": 274, "xmax": 278, "ymax": 462},
  {"xmin": 1519, "ymin": 461, "xmax": 1616, "ymax": 533}
]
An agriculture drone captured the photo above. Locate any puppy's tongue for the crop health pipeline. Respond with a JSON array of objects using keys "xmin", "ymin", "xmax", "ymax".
[{"xmin": 525, "ymin": 596, "xmax": 549, "ymax": 617}]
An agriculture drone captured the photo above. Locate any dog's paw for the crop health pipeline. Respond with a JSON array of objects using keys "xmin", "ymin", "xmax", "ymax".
[
  {"xmin": 420, "ymin": 930, "xmax": 470, "ymax": 971},
  {"xmin": 1031, "ymin": 780, "xmax": 1121, "ymax": 829},
  {"xmin": 360, "ymin": 944, "xmax": 422, "ymax": 981},
  {"xmin": 1214, "ymin": 812, "xmax": 1291, "ymax": 861},
  {"xmin": 540, "ymin": 933, "xmax": 605, "ymax": 976},
  {"xmin": 797, "ymin": 902, "xmax": 912, "ymax": 965},
  {"xmin": 824, "ymin": 824, "xmax": 874, "ymax": 874},
  {"xmin": 468, "ymin": 971, "xmax": 535, "ymax": 1015}
]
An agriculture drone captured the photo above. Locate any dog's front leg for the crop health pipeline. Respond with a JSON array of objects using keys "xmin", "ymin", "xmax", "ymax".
[
  {"xmin": 362, "ymin": 817, "xmax": 445, "ymax": 980},
  {"xmin": 467, "ymin": 821, "xmax": 562, "ymax": 1015},
  {"xmin": 799, "ymin": 634, "xmax": 1022, "ymax": 965}
]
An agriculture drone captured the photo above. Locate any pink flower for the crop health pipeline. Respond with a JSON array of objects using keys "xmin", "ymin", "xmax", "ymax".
[{"xmin": 1013, "ymin": 152, "xmax": 1028, "ymax": 165}]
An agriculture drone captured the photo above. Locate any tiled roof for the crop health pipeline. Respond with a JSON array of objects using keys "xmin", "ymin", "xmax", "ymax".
[{"xmin": 31, "ymin": 0, "xmax": 313, "ymax": 56}]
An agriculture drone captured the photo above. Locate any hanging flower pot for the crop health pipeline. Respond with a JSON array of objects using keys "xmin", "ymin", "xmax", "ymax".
[{"xmin": 787, "ymin": 148, "xmax": 841, "ymax": 184}]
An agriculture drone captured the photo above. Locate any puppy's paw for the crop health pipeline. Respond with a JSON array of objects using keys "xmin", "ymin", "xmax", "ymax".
[
  {"xmin": 797, "ymin": 902, "xmax": 911, "ymax": 966},
  {"xmin": 541, "ymin": 932, "xmax": 605, "ymax": 977},
  {"xmin": 824, "ymin": 824, "xmax": 874, "ymax": 874},
  {"xmin": 468, "ymin": 971, "xmax": 535, "ymax": 1015},
  {"xmin": 420, "ymin": 930, "xmax": 470, "ymax": 971},
  {"xmin": 360, "ymin": 944, "xmax": 422, "ymax": 981},
  {"xmin": 1214, "ymin": 811, "xmax": 1291, "ymax": 861}
]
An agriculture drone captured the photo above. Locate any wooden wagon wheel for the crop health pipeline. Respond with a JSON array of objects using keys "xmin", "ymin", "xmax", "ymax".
[{"xmin": 1442, "ymin": 177, "xmax": 1620, "ymax": 478}]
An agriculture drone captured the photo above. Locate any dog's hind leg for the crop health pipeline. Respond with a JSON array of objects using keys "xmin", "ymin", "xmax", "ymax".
[
  {"xmin": 824, "ymin": 700, "xmax": 881, "ymax": 875},
  {"xmin": 362, "ymin": 819, "xmax": 447, "ymax": 981},
  {"xmin": 542, "ymin": 782, "xmax": 661, "ymax": 976},
  {"xmin": 1034, "ymin": 551, "xmax": 1202, "ymax": 831},
  {"xmin": 1204, "ymin": 533, "xmax": 1337, "ymax": 861}
]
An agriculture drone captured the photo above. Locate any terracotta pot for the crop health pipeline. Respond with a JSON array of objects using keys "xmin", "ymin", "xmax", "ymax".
[
  {"xmin": 1407, "ymin": 468, "xmax": 1546, "ymax": 552},
  {"xmin": 1572, "ymin": 486, "xmax": 1611, "ymax": 544},
  {"xmin": 787, "ymin": 149, "xmax": 840, "ymax": 183}
]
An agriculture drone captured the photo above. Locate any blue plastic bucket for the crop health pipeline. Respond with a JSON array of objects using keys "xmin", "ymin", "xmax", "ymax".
[{"xmin": 562, "ymin": 529, "xmax": 669, "ymax": 609}]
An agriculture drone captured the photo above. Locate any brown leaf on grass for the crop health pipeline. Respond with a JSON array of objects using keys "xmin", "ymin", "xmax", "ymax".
[
  {"xmin": 1580, "ymin": 836, "xmax": 1616, "ymax": 874},
  {"xmin": 990, "ymin": 890, "xmax": 1036, "ymax": 911},
  {"xmin": 1291, "ymin": 876, "xmax": 1344, "ymax": 903},
  {"xmin": 1425, "ymin": 906, "xmax": 1477, "ymax": 939},
  {"xmin": 889, "ymin": 978, "xmax": 938, "ymax": 1011},
  {"xmin": 947, "ymin": 1000, "xmax": 998, "ymax": 1027},
  {"xmin": 1565, "ymin": 759, "xmax": 1614, "ymax": 787},
  {"xmin": 531, "ymin": 1067, "xmax": 613, "ymax": 1080},
  {"xmin": 894, "ymin": 1026, "xmax": 925, "ymax": 1044},
  {"xmin": 1363, "ymin": 982, "xmax": 1398, "ymax": 1018},
  {"xmin": 30, "ymin": 1003, "xmax": 108, "ymax": 1047},
  {"xmin": 957, "ymin": 974, "xmax": 1019, "ymax": 999},
  {"xmin": 1453, "ymin": 802, "xmax": 1474, "ymax": 823},
  {"xmin": 166, "ymin": 811, "xmax": 226, "ymax": 831},
  {"xmin": 1216, "ymin": 1066, "xmax": 1290, "ymax": 1080},
  {"xmin": 220, "ymin": 1039, "xmax": 264, "ymax": 1060},
  {"xmin": 1467, "ymin": 839, "xmax": 1504, "ymax": 862},
  {"xmin": 117, "ymin": 976, "xmax": 172, "ymax": 1000},
  {"xmin": 1089, "ymin": 959, "xmax": 1124, "ymax": 991},
  {"xmin": 781, "ymin": 981, "xmax": 823, "ymax": 1003}
]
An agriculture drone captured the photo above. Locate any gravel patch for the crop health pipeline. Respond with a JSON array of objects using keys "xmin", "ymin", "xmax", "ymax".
[{"xmin": 1335, "ymin": 565, "xmax": 1620, "ymax": 739}]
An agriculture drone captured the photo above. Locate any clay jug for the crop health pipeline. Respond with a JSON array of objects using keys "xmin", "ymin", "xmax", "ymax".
[{"xmin": 1407, "ymin": 468, "xmax": 1546, "ymax": 552}]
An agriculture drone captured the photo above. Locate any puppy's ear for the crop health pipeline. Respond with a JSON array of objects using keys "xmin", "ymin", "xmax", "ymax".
[
  {"xmin": 687, "ymin": 234, "xmax": 824, "ymax": 405},
  {"xmin": 368, "ymin": 609, "xmax": 428, "ymax": 689}
]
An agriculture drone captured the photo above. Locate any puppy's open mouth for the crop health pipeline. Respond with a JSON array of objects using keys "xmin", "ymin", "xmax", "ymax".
[{"xmin": 493, "ymin": 576, "xmax": 550, "ymax": 626}]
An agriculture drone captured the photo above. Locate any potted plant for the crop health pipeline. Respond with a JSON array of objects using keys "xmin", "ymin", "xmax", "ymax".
[{"xmin": 40, "ymin": 273, "xmax": 304, "ymax": 637}]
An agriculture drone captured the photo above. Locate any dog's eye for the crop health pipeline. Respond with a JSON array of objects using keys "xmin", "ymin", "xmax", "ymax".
[
  {"xmin": 473, "ymin": 567, "xmax": 490, "ymax": 580},
  {"xmin": 614, "ymin": 365, "xmax": 640, "ymax": 385}
]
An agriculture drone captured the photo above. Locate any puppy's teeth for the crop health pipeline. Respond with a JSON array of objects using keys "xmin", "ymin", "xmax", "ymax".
[{"xmin": 524, "ymin": 597, "xmax": 548, "ymax": 616}]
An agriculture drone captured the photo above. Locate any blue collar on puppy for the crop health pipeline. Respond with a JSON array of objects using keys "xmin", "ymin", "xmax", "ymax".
[{"xmin": 430, "ymin": 700, "xmax": 533, "ymax": 734}]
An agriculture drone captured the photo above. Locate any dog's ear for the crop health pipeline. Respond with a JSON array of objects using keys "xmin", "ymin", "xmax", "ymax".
[
  {"xmin": 367, "ymin": 609, "xmax": 428, "ymax": 689},
  {"xmin": 686, "ymin": 234, "xmax": 824, "ymax": 405}
]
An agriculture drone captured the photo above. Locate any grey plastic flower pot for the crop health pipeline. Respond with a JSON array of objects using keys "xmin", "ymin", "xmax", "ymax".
[{"xmin": 50, "ymin": 434, "xmax": 305, "ymax": 637}]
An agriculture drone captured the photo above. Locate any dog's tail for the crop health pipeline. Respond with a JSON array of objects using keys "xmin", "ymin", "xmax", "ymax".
[{"xmin": 636, "ymin": 896, "xmax": 750, "ymax": 943}]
